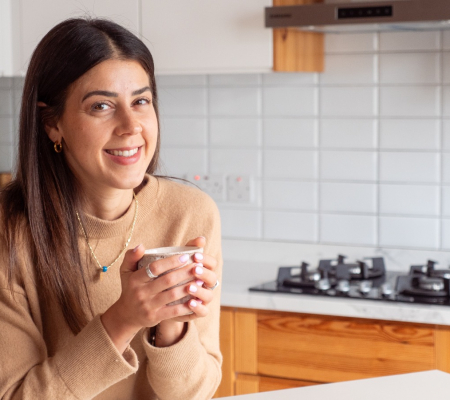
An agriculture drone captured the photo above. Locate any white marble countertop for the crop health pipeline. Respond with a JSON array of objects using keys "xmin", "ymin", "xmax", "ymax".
[
  {"xmin": 218, "ymin": 370, "xmax": 450, "ymax": 399},
  {"xmin": 221, "ymin": 260, "xmax": 450, "ymax": 326}
]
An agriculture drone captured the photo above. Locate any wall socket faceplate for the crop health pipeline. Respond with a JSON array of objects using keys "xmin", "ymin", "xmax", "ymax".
[
  {"xmin": 185, "ymin": 174, "xmax": 225, "ymax": 202},
  {"xmin": 227, "ymin": 175, "xmax": 252, "ymax": 203}
]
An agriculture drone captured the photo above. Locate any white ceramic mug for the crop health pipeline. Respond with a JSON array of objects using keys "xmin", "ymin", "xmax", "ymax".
[{"xmin": 138, "ymin": 246, "xmax": 203, "ymax": 305}]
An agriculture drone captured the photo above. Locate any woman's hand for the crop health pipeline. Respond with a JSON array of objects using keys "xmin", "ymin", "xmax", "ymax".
[
  {"xmin": 100, "ymin": 237, "xmax": 219, "ymax": 353},
  {"xmin": 101, "ymin": 243, "xmax": 201, "ymax": 353}
]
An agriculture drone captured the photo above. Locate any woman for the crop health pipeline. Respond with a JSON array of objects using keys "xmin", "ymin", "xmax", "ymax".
[{"xmin": 0, "ymin": 18, "xmax": 222, "ymax": 400}]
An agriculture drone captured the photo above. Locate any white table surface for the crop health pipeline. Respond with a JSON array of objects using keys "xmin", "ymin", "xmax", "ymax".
[{"xmin": 218, "ymin": 370, "xmax": 449, "ymax": 399}]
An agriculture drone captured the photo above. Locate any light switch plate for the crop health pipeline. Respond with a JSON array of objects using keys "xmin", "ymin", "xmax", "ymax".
[{"xmin": 227, "ymin": 175, "xmax": 252, "ymax": 203}]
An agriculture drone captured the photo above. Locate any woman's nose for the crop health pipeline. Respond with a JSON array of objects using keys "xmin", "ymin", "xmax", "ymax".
[{"xmin": 116, "ymin": 108, "xmax": 142, "ymax": 136}]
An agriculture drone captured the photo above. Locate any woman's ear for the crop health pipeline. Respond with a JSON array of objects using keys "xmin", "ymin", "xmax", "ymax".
[{"xmin": 37, "ymin": 102, "xmax": 61, "ymax": 143}]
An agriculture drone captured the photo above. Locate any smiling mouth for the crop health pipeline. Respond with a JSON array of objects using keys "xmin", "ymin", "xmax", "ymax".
[{"xmin": 105, "ymin": 147, "xmax": 139, "ymax": 157}]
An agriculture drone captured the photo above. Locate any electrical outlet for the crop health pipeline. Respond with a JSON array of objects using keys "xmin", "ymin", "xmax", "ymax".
[
  {"xmin": 185, "ymin": 174, "xmax": 225, "ymax": 202},
  {"xmin": 227, "ymin": 175, "xmax": 252, "ymax": 203}
]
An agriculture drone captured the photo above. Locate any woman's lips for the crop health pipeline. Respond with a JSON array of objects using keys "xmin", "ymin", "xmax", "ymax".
[{"xmin": 104, "ymin": 146, "xmax": 142, "ymax": 165}]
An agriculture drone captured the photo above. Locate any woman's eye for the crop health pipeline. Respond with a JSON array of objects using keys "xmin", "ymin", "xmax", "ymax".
[
  {"xmin": 92, "ymin": 102, "xmax": 110, "ymax": 111},
  {"xmin": 134, "ymin": 97, "xmax": 151, "ymax": 106}
]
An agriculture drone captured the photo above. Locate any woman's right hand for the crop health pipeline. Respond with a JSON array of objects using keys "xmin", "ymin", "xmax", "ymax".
[{"xmin": 101, "ymin": 244, "xmax": 198, "ymax": 353}]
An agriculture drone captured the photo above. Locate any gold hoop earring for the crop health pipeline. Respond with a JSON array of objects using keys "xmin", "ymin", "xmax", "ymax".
[{"xmin": 54, "ymin": 141, "xmax": 62, "ymax": 153}]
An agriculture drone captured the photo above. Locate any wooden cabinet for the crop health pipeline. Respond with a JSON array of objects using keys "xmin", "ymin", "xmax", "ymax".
[{"xmin": 215, "ymin": 307, "xmax": 450, "ymax": 397}]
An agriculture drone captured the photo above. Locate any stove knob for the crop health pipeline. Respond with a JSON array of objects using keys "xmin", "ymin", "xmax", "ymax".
[
  {"xmin": 359, "ymin": 280, "xmax": 372, "ymax": 295},
  {"xmin": 380, "ymin": 282, "xmax": 393, "ymax": 297},
  {"xmin": 336, "ymin": 280, "xmax": 350, "ymax": 293},
  {"xmin": 316, "ymin": 278, "xmax": 331, "ymax": 291}
]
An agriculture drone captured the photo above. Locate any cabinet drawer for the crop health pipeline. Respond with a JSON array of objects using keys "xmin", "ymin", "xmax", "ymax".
[{"xmin": 257, "ymin": 311, "xmax": 435, "ymax": 382}]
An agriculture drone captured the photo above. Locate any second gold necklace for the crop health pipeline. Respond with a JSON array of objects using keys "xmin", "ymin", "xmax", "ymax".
[{"xmin": 76, "ymin": 192, "xmax": 139, "ymax": 278}]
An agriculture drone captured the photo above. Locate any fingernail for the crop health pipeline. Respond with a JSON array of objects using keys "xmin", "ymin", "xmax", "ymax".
[
  {"xmin": 179, "ymin": 254, "xmax": 189, "ymax": 263},
  {"xmin": 190, "ymin": 299, "xmax": 198, "ymax": 307},
  {"xmin": 133, "ymin": 244, "xmax": 141, "ymax": 253},
  {"xmin": 196, "ymin": 280, "xmax": 204, "ymax": 286},
  {"xmin": 189, "ymin": 284, "xmax": 198, "ymax": 293},
  {"xmin": 194, "ymin": 253, "xmax": 204, "ymax": 261},
  {"xmin": 195, "ymin": 265, "xmax": 204, "ymax": 275}
]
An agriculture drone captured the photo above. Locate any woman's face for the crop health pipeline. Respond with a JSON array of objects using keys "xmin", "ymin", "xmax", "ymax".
[{"xmin": 47, "ymin": 59, "xmax": 158, "ymax": 194}]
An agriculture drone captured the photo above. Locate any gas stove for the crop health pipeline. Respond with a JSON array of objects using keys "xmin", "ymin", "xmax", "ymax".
[{"xmin": 249, "ymin": 256, "xmax": 450, "ymax": 306}]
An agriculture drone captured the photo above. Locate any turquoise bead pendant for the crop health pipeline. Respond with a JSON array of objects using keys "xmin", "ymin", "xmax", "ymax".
[{"xmin": 102, "ymin": 266, "xmax": 108, "ymax": 273}]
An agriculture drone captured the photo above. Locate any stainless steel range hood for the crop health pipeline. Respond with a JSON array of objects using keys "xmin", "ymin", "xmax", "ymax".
[{"xmin": 265, "ymin": 0, "xmax": 450, "ymax": 33}]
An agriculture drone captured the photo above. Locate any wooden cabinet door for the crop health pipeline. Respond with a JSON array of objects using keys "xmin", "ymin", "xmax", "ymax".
[
  {"xmin": 15, "ymin": 0, "xmax": 139, "ymax": 75},
  {"xmin": 140, "ymin": 0, "xmax": 273, "ymax": 75}
]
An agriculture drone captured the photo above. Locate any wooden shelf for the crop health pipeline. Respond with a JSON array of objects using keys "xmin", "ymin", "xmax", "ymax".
[{"xmin": 272, "ymin": 0, "xmax": 324, "ymax": 72}]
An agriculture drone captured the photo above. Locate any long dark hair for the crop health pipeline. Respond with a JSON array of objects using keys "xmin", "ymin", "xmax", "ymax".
[{"xmin": 0, "ymin": 18, "xmax": 160, "ymax": 334}]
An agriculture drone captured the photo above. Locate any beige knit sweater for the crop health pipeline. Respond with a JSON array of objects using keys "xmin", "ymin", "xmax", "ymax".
[{"xmin": 0, "ymin": 175, "xmax": 223, "ymax": 400}]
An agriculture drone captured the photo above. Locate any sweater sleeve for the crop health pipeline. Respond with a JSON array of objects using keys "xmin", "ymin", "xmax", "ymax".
[
  {"xmin": 141, "ymin": 192, "xmax": 223, "ymax": 400},
  {"xmin": 0, "ymin": 285, "xmax": 139, "ymax": 400}
]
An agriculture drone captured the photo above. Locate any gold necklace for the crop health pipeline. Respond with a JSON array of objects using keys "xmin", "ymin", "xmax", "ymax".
[{"xmin": 76, "ymin": 192, "xmax": 138, "ymax": 278}]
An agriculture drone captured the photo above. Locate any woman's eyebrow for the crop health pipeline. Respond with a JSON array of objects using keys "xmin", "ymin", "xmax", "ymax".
[
  {"xmin": 132, "ymin": 86, "xmax": 151, "ymax": 96},
  {"xmin": 82, "ymin": 90, "xmax": 117, "ymax": 102},
  {"xmin": 82, "ymin": 86, "xmax": 151, "ymax": 102}
]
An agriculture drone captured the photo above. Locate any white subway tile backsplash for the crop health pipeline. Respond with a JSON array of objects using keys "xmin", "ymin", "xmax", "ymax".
[
  {"xmin": 0, "ymin": 145, "xmax": 12, "ymax": 172},
  {"xmin": 159, "ymin": 148, "xmax": 207, "ymax": 176},
  {"xmin": 220, "ymin": 208, "xmax": 261, "ymax": 239},
  {"xmin": 444, "ymin": 120, "xmax": 450, "ymax": 150},
  {"xmin": 209, "ymin": 74, "xmax": 260, "ymax": 86},
  {"xmin": 379, "ymin": 217, "xmax": 439, "ymax": 249},
  {"xmin": 443, "ymin": 154, "xmax": 450, "ymax": 184},
  {"xmin": 320, "ymin": 54, "xmax": 376, "ymax": 85},
  {"xmin": 264, "ymin": 181, "xmax": 318, "ymax": 211},
  {"xmin": 443, "ymin": 219, "xmax": 450, "ymax": 250},
  {"xmin": 380, "ymin": 53, "xmax": 440, "ymax": 85},
  {"xmin": 325, "ymin": 33, "xmax": 377, "ymax": 53},
  {"xmin": 444, "ymin": 53, "xmax": 450, "ymax": 84},
  {"xmin": 209, "ymin": 87, "xmax": 260, "ymax": 116},
  {"xmin": 380, "ymin": 184, "xmax": 440, "ymax": 216},
  {"xmin": 379, "ymin": 119, "xmax": 440, "ymax": 150},
  {"xmin": 210, "ymin": 149, "xmax": 261, "ymax": 176},
  {"xmin": 379, "ymin": 31, "xmax": 440, "ymax": 52},
  {"xmin": 445, "ymin": 32, "xmax": 450, "ymax": 50},
  {"xmin": 264, "ymin": 118, "xmax": 317, "ymax": 148},
  {"xmin": 320, "ymin": 214, "xmax": 377, "ymax": 246},
  {"xmin": 320, "ymin": 87, "xmax": 376, "ymax": 117},
  {"xmin": 160, "ymin": 118, "xmax": 207, "ymax": 147},
  {"xmin": 0, "ymin": 117, "xmax": 13, "ymax": 144},
  {"xmin": 264, "ymin": 211, "xmax": 317, "ymax": 242},
  {"xmin": 263, "ymin": 87, "xmax": 317, "ymax": 116},
  {"xmin": 321, "ymin": 151, "xmax": 377, "ymax": 181},
  {"xmin": 0, "ymin": 90, "xmax": 13, "ymax": 116},
  {"xmin": 210, "ymin": 118, "xmax": 261, "ymax": 147},
  {"xmin": 156, "ymin": 75, "xmax": 207, "ymax": 87},
  {"xmin": 158, "ymin": 87, "xmax": 207, "ymax": 116},
  {"xmin": 262, "ymin": 73, "xmax": 317, "ymax": 86},
  {"xmin": 443, "ymin": 186, "xmax": 450, "ymax": 217},
  {"xmin": 0, "ymin": 78, "xmax": 12, "ymax": 89},
  {"xmin": 320, "ymin": 119, "xmax": 377, "ymax": 149},
  {"xmin": 320, "ymin": 183, "xmax": 377, "ymax": 213},
  {"xmin": 444, "ymin": 86, "xmax": 450, "ymax": 117},
  {"xmin": 264, "ymin": 150, "xmax": 317, "ymax": 179},
  {"xmin": 380, "ymin": 152, "xmax": 440, "ymax": 183},
  {"xmin": 380, "ymin": 87, "xmax": 440, "ymax": 117}
]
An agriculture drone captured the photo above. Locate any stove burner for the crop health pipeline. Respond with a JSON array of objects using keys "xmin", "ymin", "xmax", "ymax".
[{"xmin": 397, "ymin": 260, "xmax": 450, "ymax": 298}]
